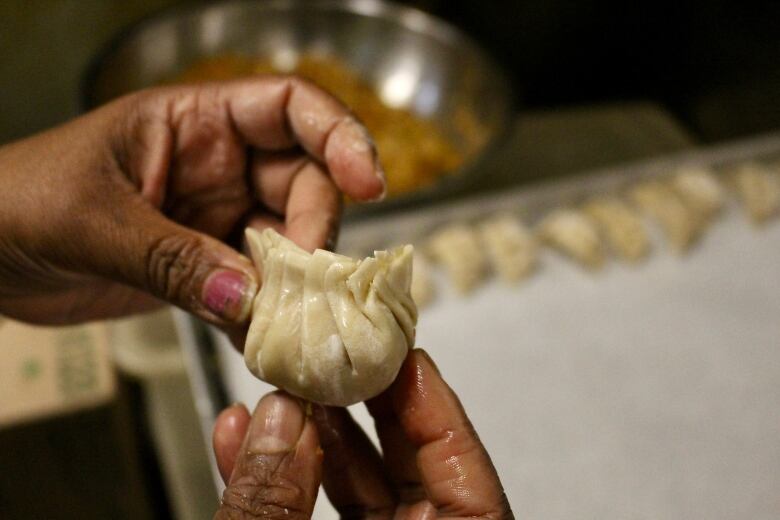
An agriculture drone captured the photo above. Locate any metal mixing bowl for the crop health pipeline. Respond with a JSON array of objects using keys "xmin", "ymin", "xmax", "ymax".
[{"xmin": 82, "ymin": 0, "xmax": 513, "ymax": 218}]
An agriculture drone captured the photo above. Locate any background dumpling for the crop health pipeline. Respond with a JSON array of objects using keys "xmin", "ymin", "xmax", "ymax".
[
  {"xmin": 410, "ymin": 252, "xmax": 436, "ymax": 308},
  {"xmin": 479, "ymin": 214, "xmax": 538, "ymax": 283},
  {"xmin": 583, "ymin": 198, "xmax": 650, "ymax": 263},
  {"xmin": 629, "ymin": 181, "xmax": 701, "ymax": 253},
  {"xmin": 428, "ymin": 223, "xmax": 486, "ymax": 294},
  {"xmin": 730, "ymin": 162, "xmax": 780, "ymax": 225},
  {"xmin": 538, "ymin": 209, "xmax": 605, "ymax": 269},
  {"xmin": 671, "ymin": 166, "xmax": 725, "ymax": 222}
]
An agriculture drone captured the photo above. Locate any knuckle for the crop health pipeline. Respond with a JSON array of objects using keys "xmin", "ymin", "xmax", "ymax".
[
  {"xmin": 145, "ymin": 233, "xmax": 209, "ymax": 302},
  {"xmin": 217, "ymin": 453, "xmax": 312, "ymax": 520}
]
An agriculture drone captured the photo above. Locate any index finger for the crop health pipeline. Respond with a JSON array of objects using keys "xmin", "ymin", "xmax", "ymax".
[
  {"xmin": 382, "ymin": 349, "xmax": 513, "ymax": 519},
  {"xmin": 223, "ymin": 76, "xmax": 386, "ymax": 202}
]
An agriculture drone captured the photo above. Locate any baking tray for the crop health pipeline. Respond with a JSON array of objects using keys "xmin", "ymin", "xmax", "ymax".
[{"xmin": 177, "ymin": 131, "xmax": 780, "ymax": 519}]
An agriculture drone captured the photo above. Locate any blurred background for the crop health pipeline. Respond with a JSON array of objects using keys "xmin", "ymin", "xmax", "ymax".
[
  {"xmin": 1, "ymin": 0, "xmax": 779, "ymax": 518},
  {"xmin": 3, "ymin": 0, "xmax": 780, "ymax": 145}
]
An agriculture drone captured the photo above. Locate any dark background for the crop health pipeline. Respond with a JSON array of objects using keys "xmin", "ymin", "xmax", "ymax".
[
  {"xmin": 428, "ymin": 0, "xmax": 780, "ymax": 141},
  {"xmin": 1, "ymin": 0, "xmax": 779, "ymax": 144}
]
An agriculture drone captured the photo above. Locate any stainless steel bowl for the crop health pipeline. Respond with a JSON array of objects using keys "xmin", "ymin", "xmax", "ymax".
[{"xmin": 82, "ymin": 0, "xmax": 513, "ymax": 218}]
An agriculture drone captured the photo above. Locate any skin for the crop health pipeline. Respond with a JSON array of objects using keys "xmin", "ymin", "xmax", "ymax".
[
  {"xmin": 0, "ymin": 75, "xmax": 511, "ymax": 517},
  {"xmin": 0, "ymin": 76, "xmax": 384, "ymax": 329},
  {"xmin": 212, "ymin": 350, "xmax": 514, "ymax": 520}
]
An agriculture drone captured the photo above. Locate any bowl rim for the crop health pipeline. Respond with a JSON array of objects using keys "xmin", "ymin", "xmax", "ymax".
[
  {"xmin": 79, "ymin": 0, "xmax": 516, "ymax": 217},
  {"xmin": 81, "ymin": 0, "xmax": 509, "ymax": 108}
]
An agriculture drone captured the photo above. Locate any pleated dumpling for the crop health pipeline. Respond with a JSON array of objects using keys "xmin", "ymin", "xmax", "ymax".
[
  {"xmin": 730, "ymin": 162, "xmax": 780, "ymax": 225},
  {"xmin": 538, "ymin": 209, "xmax": 605, "ymax": 269},
  {"xmin": 244, "ymin": 228, "xmax": 417, "ymax": 406}
]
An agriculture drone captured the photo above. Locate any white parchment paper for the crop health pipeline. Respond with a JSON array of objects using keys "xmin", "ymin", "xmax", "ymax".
[{"xmin": 217, "ymin": 200, "xmax": 780, "ymax": 519}]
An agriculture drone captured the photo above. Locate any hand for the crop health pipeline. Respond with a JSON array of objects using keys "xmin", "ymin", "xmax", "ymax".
[
  {"xmin": 212, "ymin": 350, "xmax": 513, "ymax": 519},
  {"xmin": 0, "ymin": 77, "xmax": 384, "ymax": 326}
]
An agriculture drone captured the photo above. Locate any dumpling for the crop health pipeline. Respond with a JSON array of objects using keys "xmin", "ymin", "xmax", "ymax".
[
  {"xmin": 730, "ymin": 162, "xmax": 780, "ymax": 225},
  {"xmin": 428, "ymin": 223, "xmax": 486, "ymax": 294},
  {"xmin": 537, "ymin": 209, "xmax": 605, "ymax": 269},
  {"xmin": 583, "ymin": 197, "xmax": 650, "ymax": 263},
  {"xmin": 478, "ymin": 214, "xmax": 538, "ymax": 283},
  {"xmin": 410, "ymin": 252, "xmax": 436, "ymax": 309},
  {"xmin": 671, "ymin": 166, "xmax": 725, "ymax": 222},
  {"xmin": 244, "ymin": 228, "xmax": 416, "ymax": 406},
  {"xmin": 629, "ymin": 181, "xmax": 700, "ymax": 252}
]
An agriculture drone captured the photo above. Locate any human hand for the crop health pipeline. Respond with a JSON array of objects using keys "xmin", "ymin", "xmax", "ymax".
[
  {"xmin": 212, "ymin": 349, "xmax": 513, "ymax": 519},
  {"xmin": 0, "ymin": 77, "xmax": 384, "ymax": 326}
]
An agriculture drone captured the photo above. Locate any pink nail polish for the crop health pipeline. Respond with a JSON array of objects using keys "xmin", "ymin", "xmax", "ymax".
[{"xmin": 203, "ymin": 270, "xmax": 256, "ymax": 322}]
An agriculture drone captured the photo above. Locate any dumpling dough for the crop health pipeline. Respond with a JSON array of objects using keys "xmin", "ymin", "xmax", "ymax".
[
  {"xmin": 731, "ymin": 162, "xmax": 780, "ymax": 225},
  {"xmin": 583, "ymin": 197, "xmax": 650, "ymax": 263},
  {"xmin": 410, "ymin": 252, "xmax": 436, "ymax": 309},
  {"xmin": 478, "ymin": 214, "xmax": 538, "ymax": 283},
  {"xmin": 244, "ymin": 228, "xmax": 417, "ymax": 406},
  {"xmin": 428, "ymin": 223, "xmax": 486, "ymax": 294},
  {"xmin": 629, "ymin": 181, "xmax": 700, "ymax": 253},
  {"xmin": 671, "ymin": 166, "xmax": 725, "ymax": 223},
  {"xmin": 538, "ymin": 209, "xmax": 604, "ymax": 269}
]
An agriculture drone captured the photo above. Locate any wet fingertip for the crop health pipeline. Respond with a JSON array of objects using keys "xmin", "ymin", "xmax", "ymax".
[
  {"xmin": 415, "ymin": 348, "xmax": 441, "ymax": 376},
  {"xmin": 229, "ymin": 402, "xmax": 249, "ymax": 415},
  {"xmin": 248, "ymin": 392, "xmax": 306, "ymax": 454},
  {"xmin": 368, "ymin": 163, "xmax": 387, "ymax": 202},
  {"xmin": 215, "ymin": 402, "xmax": 247, "ymax": 425}
]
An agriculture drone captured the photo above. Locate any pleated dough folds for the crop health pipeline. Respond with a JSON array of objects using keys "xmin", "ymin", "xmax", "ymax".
[{"xmin": 244, "ymin": 228, "xmax": 416, "ymax": 406}]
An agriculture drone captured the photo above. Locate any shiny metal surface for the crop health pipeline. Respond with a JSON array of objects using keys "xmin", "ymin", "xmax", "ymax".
[{"xmin": 82, "ymin": 0, "xmax": 513, "ymax": 217}]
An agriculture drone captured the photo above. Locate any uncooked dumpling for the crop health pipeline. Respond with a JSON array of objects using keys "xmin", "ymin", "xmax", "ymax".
[
  {"xmin": 478, "ymin": 214, "xmax": 538, "ymax": 283},
  {"xmin": 244, "ymin": 228, "xmax": 417, "ymax": 406},
  {"xmin": 671, "ymin": 166, "xmax": 725, "ymax": 222},
  {"xmin": 629, "ymin": 181, "xmax": 700, "ymax": 252},
  {"xmin": 583, "ymin": 197, "xmax": 650, "ymax": 263},
  {"xmin": 730, "ymin": 162, "xmax": 780, "ymax": 225},
  {"xmin": 538, "ymin": 209, "xmax": 605, "ymax": 269},
  {"xmin": 410, "ymin": 252, "xmax": 436, "ymax": 308},
  {"xmin": 428, "ymin": 224, "xmax": 486, "ymax": 294}
]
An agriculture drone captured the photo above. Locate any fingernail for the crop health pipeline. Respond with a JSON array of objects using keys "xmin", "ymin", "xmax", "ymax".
[
  {"xmin": 228, "ymin": 402, "xmax": 247, "ymax": 412},
  {"xmin": 324, "ymin": 227, "xmax": 339, "ymax": 252},
  {"xmin": 309, "ymin": 405, "xmax": 340, "ymax": 445},
  {"xmin": 342, "ymin": 116, "xmax": 386, "ymax": 202},
  {"xmin": 371, "ymin": 163, "xmax": 387, "ymax": 202},
  {"xmin": 249, "ymin": 393, "xmax": 305, "ymax": 454},
  {"xmin": 202, "ymin": 269, "xmax": 257, "ymax": 323},
  {"xmin": 214, "ymin": 404, "xmax": 248, "ymax": 439}
]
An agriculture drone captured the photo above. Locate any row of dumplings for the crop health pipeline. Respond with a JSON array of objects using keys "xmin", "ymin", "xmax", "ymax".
[{"xmin": 411, "ymin": 161, "xmax": 780, "ymax": 307}]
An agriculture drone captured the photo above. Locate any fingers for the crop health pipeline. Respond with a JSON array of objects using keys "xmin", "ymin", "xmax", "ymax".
[
  {"xmin": 223, "ymin": 76, "xmax": 386, "ymax": 202},
  {"xmin": 365, "ymin": 390, "xmax": 423, "ymax": 502},
  {"xmin": 284, "ymin": 161, "xmax": 342, "ymax": 252},
  {"xmin": 215, "ymin": 392, "xmax": 322, "ymax": 520},
  {"xmin": 250, "ymin": 151, "xmax": 308, "ymax": 215},
  {"xmin": 371, "ymin": 350, "xmax": 513, "ymax": 519},
  {"xmin": 311, "ymin": 406, "xmax": 396, "ymax": 517},
  {"xmin": 250, "ymin": 152, "xmax": 342, "ymax": 252},
  {"xmin": 213, "ymin": 403, "xmax": 251, "ymax": 483},
  {"xmin": 76, "ymin": 190, "xmax": 258, "ymax": 326}
]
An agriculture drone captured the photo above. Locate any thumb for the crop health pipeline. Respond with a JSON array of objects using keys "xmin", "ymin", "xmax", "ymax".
[
  {"xmin": 215, "ymin": 392, "xmax": 322, "ymax": 520},
  {"xmin": 77, "ymin": 195, "xmax": 258, "ymax": 325}
]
